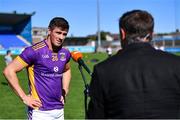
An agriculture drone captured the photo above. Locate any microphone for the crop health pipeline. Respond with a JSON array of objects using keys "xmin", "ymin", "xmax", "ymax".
[{"xmin": 71, "ymin": 51, "xmax": 92, "ymax": 76}]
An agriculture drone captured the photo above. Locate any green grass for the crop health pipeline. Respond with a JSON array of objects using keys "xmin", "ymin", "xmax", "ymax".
[{"xmin": 0, "ymin": 53, "xmax": 107, "ymax": 119}]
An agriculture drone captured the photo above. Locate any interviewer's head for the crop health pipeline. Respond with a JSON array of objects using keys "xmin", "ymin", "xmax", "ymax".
[{"xmin": 119, "ymin": 10, "xmax": 154, "ymax": 48}]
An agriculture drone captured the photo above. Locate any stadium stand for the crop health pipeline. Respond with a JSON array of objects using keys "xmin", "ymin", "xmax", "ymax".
[
  {"xmin": 0, "ymin": 12, "xmax": 34, "ymax": 54},
  {"xmin": 0, "ymin": 34, "xmax": 30, "ymax": 49}
]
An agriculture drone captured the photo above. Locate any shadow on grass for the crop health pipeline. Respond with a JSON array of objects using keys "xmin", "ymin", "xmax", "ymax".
[{"xmin": 1, "ymin": 82, "xmax": 8, "ymax": 86}]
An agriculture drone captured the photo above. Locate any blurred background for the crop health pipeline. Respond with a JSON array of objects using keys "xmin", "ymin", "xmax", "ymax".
[{"xmin": 0, "ymin": 0, "xmax": 180, "ymax": 119}]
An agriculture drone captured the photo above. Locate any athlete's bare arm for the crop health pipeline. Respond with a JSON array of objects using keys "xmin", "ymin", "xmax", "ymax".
[
  {"xmin": 62, "ymin": 62, "xmax": 71, "ymax": 96},
  {"xmin": 3, "ymin": 58, "xmax": 42, "ymax": 108}
]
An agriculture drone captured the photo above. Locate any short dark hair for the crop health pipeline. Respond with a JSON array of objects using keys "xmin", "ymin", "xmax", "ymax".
[
  {"xmin": 119, "ymin": 10, "xmax": 154, "ymax": 44},
  {"xmin": 6, "ymin": 50, "xmax": 11, "ymax": 55},
  {"xmin": 48, "ymin": 17, "xmax": 69, "ymax": 31}
]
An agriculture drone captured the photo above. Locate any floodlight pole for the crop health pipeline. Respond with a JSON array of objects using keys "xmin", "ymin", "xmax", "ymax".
[
  {"xmin": 174, "ymin": 0, "xmax": 178, "ymax": 31},
  {"xmin": 174, "ymin": 0, "xmax": 178, "ymax": 47},
  {"xmin": 97, "ymin": 0, "xmax": 101, "ymax": 51}
]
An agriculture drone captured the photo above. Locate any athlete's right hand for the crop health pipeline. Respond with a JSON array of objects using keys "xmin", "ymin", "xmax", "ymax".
[{"xmin": 22, "ymin": 95, "xmax": 42, "ymax": 108}]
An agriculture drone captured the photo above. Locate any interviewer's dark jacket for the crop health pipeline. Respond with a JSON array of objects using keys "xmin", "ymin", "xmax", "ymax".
[{"xmin": 87, "ymin": 43, "xmax": 180, "ymax": 119}]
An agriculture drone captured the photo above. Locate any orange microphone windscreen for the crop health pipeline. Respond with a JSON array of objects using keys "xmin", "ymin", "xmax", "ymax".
[{"xmin": 71, "ymin": 51, "xmax": 83, "ymax": 62}]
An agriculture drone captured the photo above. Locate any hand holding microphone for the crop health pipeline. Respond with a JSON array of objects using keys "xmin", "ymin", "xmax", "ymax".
[{"xmin": 71, "ymin": 51, "xmax": 92, "ymax": 76}]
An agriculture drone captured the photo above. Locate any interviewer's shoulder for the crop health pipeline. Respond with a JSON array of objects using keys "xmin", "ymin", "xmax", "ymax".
[
  {"xmin": 158, "ymin": 50, "xmax": 180, "ymax": 60},
  {"xmin": 95, "ymin": 52, "xmax": 120, "ymax": 69}
]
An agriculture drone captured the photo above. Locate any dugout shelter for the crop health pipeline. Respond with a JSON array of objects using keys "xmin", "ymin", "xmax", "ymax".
[{"xmin": 0, "ymin": 12, "xmax": 34, "ymax": 54}]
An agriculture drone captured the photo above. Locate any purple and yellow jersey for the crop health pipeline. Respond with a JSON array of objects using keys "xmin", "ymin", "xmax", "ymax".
[{"xmin": 16, "ymin": 40, "xmax": 71, "ymax": 111}]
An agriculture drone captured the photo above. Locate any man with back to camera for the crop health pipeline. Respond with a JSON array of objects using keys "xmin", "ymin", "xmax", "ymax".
[
  {"xmin": 3, "ymin": 17, "xmax": 71, "ymax": 120},
  {"xmin": 87, "ymin": 9, "xmax": 180, "ymax": 119}
]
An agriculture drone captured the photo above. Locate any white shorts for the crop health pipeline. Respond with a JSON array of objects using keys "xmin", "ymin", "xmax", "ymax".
[{"xmin": 31, "ymin": 109, "xmax": 64, "ymax": 120}]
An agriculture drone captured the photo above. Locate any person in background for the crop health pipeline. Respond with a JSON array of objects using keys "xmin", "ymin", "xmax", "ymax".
[
  {"xmin": 4, "ymin": 50, "xmax": 13, "ymax": 65},
  {"xmin": 106, "ymin": 45, "xmax": 112, "ymax": 57},
  {"xmin": 3, "ymin": 17, "xmax": 71, "ymax": 120},
  {"xmin": 87, "ymin": 9, "xmax": 180, "ymax": 119}
]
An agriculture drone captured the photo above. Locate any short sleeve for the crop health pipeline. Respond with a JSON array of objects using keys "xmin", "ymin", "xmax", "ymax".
[
  {"xmin": 18, "ymin": 46, "xmax": 36, "ymax": 66},
  {"xmin": 62, "ymin": 48, "xmax": 71, "ymax": 63},
  {"xmin": 66, "ymin": 50, "xmax": 71, "ymax": 63}
]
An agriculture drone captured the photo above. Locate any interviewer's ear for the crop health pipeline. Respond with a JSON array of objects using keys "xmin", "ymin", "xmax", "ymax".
[
  {"xmin": 120, "ymin": 28, "xmax": 126, "ymax": 40},
  {"xmin": 148, "ymin": 32, "xmax": 154, "ymax": 41}
]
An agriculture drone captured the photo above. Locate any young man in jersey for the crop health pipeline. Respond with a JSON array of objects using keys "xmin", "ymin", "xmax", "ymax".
[{"xmin": 3, "ymin": 17, "xmax": 71, "ymax": 120}]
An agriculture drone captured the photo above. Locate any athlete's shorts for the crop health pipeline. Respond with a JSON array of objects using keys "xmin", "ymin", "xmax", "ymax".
[{"xmin": 29, "ymin": 109, "xmax": 64, "ymax": 120}]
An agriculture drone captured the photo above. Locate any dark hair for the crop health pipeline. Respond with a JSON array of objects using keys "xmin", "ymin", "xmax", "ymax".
[
  {"xmin": 119, "ymin": 10, "xmax": 154, "ymax": 45},
  {"xmin": 6, "ymin": 50, "xmax": 11, "ymax": 55},
  {"xmin": 48, "ymin": 17, "xmax": 69, "ymax": 31}
]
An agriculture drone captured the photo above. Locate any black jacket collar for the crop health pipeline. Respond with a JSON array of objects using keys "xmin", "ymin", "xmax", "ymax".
[{"xmin": 117, "ymin": 42, "xmax": 155, "ymax": 55}]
